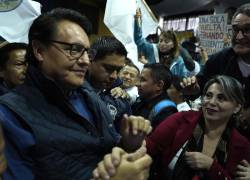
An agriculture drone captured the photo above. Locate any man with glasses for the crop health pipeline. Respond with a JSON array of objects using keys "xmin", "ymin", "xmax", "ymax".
[
  {"xmin": 181, "ymin": 2, "xmax": 250, "ymax": 141},
  {"xmin": 0, "ymin": 8, "xmax": 151, "ymax": 180},
  {"xmin": 87, "ymin": 36, "xmax": 132, "ymax": 128},
  {"xmin": 181, "ymin": 4, "xmax": 250, "ymax": 178}
]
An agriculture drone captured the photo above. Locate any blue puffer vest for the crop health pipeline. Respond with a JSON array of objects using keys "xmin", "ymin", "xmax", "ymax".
[{"xmin": 0, "ymin": 66, "xmax": 118, "ymax": 180}]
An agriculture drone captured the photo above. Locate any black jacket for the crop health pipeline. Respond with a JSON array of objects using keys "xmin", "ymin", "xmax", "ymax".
[
  {"xmin": 132, "ymin": 93, "xmax": 177, "ymax": 129},
  {"xmin": 198, "ymin": 47, "xmax": 250, "ymax": 108}
]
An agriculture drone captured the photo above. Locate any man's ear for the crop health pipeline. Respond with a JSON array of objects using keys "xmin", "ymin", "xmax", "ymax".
[
  {"xmin": 156, "ymin": 80, "xmax": 164, "ymax": 91},
  {"xmin": 32, "ymin": 40, "xmax": 46, "ymax": 62},
  {"xmin": 134, "ymin": 77, "xmax": 140, "ymax": 86}
]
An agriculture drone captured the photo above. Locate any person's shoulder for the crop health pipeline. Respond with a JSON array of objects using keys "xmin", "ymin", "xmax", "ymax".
[
  {"xmin": 0, "ymin": 85, "xmax": 38, "ymax": 104},
  {"xmin": 153, "ymin": 99, "xmax": 177, "ymax": 111},
  {"xmin": 113, "ymin": 96, "xmax": 130, "ymax": 109},
  {"xmin": 230, "ymin": 128, "xmax": 250, "ymax": 159},
  {"xmin": 176, "ymin": 110, "xmax": 200, "ymax": 118},
  {"xmin": 0, "ymin": 89, "xmax": 18, "ymax": 102},
  {"xmin": 175, "ymin": 55, "xmax": 184, "ymax": 62},
  {"xmin": 204, "ymin": 48, "xmax": 236, "ymax": 74},
  {"xmin": 163, "ymin": 110, "xmax": 201, "ymax": 125},
  {"xmin": 0, "ymin": 82, "xmax": 9, "ymax": 96},
  {"xmin": 231, "ymin": 128, "xmax": 250, "ymax": 145},
  {"xmin": 0, "ymin": 102, "xmax": 17, "ymax": 123},
  {"xmin": 208, "ymin": 47, "xmax": 236, "ymax": 62},
  {"xmin": 219, "ymin": 47, "xmax": 235, "ymax": 55},
  {"xmin": 80, "ymin": 81, "xmax": 103, "ymax": 101},
  {"xmin": 81, "ymin": 81, "xmax": 96, "ymax": 92},
  {"xmin": 100, "ymin": 91, "xmax": 130, "ymax": 110}
]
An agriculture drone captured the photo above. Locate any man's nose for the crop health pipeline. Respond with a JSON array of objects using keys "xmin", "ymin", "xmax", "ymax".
[
  {"xmin": 77, "ymin": 52, "xmax": 90, "ymax": 65},
  {"xmin": 124, "ymin": 73, "xmax": 131, "ymax": 79},
  {"xmin": 23, "ymin": 64, "xmax": 28, "ymax": 72},
  {"xmin": 209, "ymin": 97, "xmax": 217, "ymax": 104},
  {"xmin": 235, "ymin": 30, "xmax": 245, "ymax": 40}
]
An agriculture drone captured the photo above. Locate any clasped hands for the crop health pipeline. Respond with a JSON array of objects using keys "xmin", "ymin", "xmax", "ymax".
[{"xmin": 91, "ymin": 114, "xmax": 152, "ymax": 180}]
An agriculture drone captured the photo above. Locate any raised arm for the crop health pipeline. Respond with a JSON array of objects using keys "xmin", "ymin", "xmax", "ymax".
[
  {"xmin": 179, "ymin": 45, "xmax": 195, "ymax": 71},
  {"xmin": 134, "ymin": 8, "xmax": 155, "ymax": 64}
]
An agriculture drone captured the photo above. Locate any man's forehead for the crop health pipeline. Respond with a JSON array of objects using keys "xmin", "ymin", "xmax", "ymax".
[
  {"xmin": 8, "ymin": 49, "xmax": 26, "ymax": 63},
  {"xmin": 102, "ymin": 63, "xmax": 123, "ymax": 68},
  {"xmin": 122, "ymin": 65, "xmax": 139, "ymax": 74},
  {"xmin": 232, "ymin": 13, "xmax": 250, "ymax": 25},
  {"xmin": 9, "ymin": 49, "xmax": 26, "ymax": 57},
  {"xmin": 141, "ymin": 68, "xmax": 151, "ymax": 75},
  {"xmin": 100, "ymin": 54, "xmax": 125, "ymax": 65},
  {"xmin": 55, "ymin": 20, "xmax": 90, "ymax": 46}
]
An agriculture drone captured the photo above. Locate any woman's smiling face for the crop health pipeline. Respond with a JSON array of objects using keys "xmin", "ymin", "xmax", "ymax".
[{"xmin": 202, "ymin": 83, "xmax": 241, "ymax": 124}]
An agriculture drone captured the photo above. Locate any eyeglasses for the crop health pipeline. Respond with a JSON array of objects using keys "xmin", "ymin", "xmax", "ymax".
[
  {"xmin": 48, "ymin": 40, "xmax": 96, "ymax": 60},
  {"xmin": 232, "ymin": 24, "xmax": 250, "ymax": 36}
]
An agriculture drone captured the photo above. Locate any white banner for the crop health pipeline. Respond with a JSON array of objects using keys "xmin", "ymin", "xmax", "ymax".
[
  {"xmin": 104, "ymin": 0, "xmax": 158, "ymax": 70},
  {"xmin": 0, "ymin": 0, "xmax": 41, "ymax": 43}
]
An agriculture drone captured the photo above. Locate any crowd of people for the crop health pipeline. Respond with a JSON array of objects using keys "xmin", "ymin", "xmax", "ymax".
[{"xmin": 0, "ymin": 2, "xmax": 249, "ymax": 180}]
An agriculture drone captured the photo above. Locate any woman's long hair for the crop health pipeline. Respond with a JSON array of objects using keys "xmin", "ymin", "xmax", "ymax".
[
  {"xmin": 159, "ymin": 31, "xmax": 179, "ymax": 58},
  {"xmin": 158, "ymin": 31, "xmax": 179, "ymax": 66}
]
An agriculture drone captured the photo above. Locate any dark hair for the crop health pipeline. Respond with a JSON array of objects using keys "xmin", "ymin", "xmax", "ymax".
[
  {"xmin": 225, "ymin": 7, "xmax": 237, "ymax": 24},
  {"xmin": 124, "ymin": 57, "xmax": 133, "ymax": 65},
  {"xmin": 159, "ymin": 30, "xmax": 179, "ymax": 59},
  {"xmin": 0, "ymin": 42, "xmax": 27, "ymax": 68},
  {"xmin": 202, "ymin": 75, "xmax": 245, "ymax": 105},
  {"xmin": 232, "ymin": 3, "xmax": 250, "ymax": 20},
  {"xmin": 26, "ymin": 8, "xmax": 92, "ymax": 65},
  {"xmin": 124, "ymin": 58, "xmax": 140, "ymax": 74},
  {"xmin": 91, "ymin": 36, "xmax": 127, "ymax": 61},
  {"xmin": 143, "ymin": 63, "xmax": 172, "ymax": 91},
  {"xmin": 189, "ymin": 36, "xmax": 200, "ymax": 44}
]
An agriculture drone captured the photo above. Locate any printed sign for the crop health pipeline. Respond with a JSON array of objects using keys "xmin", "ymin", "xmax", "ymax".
[
  {"xmin": 224, "ymin": 25, "xmax": 232, "ymax": 48},
  {"xmin": 198, "ymin": 14, "xmax": 228, "ymax": 55}
]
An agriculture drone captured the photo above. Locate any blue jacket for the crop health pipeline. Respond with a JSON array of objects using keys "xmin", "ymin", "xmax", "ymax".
[
  {"xmin": 99, "ymin": 90, "xmax": 132, "ymax": 121},
  {"xmin": 0, "ymin": 66, "xmax": 119, "ymax": 180},
  {"xmin": 198, "ymin": 47, "xmax": 250, "ymax": 108},
  {"xmin": 87, "ymin": 77, "xmax": 132, "ymax": 130},
  {"xmin": 0, "ymin": 80, "xmax": 9, "ymax": 96},
  {"xmin": 133, "ymin": 18, "xmax": 157, "ymax": 64}
]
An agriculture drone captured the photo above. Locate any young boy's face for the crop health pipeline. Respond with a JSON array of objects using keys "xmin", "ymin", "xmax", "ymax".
[{"xmin": 137, "ymin": 68, "xmax": 159, "ymax": 99}]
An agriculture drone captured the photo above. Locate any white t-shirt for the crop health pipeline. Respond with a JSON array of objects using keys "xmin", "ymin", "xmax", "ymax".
[
  {"xmin": 238, "ymin": 58, "xmax": 250, "ymax": 77},
  {"xmin": 125, "ymin": 86, "xmax": 139, "ymax": 104}
]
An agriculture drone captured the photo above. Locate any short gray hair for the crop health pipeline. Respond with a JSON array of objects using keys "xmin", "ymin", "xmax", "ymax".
[
  {"xmin": 202, "ymin": 75, "xmax": 245, "ymax": 105},
  {"xmin": 232, "ymin": 3, "xmax": 250, "ymax": 20}
]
